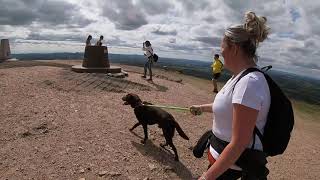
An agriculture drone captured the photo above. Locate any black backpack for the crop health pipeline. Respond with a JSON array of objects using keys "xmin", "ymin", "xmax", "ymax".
[
  {"xmin": 153, "ymin": 53, "xmax": 159, "ymax": 62},
  {"xmin": 234, "ymin": 67, "xmax": 294, "ymax": 156},
  {"xmin": 146, "ymin": 48, "xmax": 158, "ymax": 62}
]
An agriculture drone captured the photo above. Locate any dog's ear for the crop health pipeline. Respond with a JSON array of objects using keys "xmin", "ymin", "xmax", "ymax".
[
  {"xmin": 122, "ymin": 93, "xmax": 131, "ymax": 105},
  {"xmin": 132, "ymin": 94, "xmax": 141, "ymax": 101},
  {"xmin": 127, "ymin": 93, "xmax": 137, "ymax": 101}
]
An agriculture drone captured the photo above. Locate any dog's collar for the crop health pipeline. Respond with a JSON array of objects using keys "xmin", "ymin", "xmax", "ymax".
[{"xmin": 132, "ymin": 101, "xmax": 143, "ymax": 108}]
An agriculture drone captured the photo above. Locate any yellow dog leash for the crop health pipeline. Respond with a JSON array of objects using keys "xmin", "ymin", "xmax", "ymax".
[
  {"xmin": 143, "ymin": 104, "xmax": 202, "ymax": 115},
  {"xmin": 143, "ymin": 104, "xmax": 189, "ymax": 111}
]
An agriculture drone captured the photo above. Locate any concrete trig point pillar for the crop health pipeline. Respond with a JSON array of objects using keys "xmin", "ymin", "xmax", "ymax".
[
  {"xmin": 0, "ymin": 39, "xmax": 11, "ymax": 62},
  {"xmin": 82, "ymin": 46, "xmax": 110, "ymax": 68},
  {"xmin": 72, "ymin": 46, "xmax": 126, "ymax": 77}
]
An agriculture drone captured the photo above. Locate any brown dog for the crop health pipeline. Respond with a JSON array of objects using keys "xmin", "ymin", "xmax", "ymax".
[{"xmin": 122, "ymin": 93, "xmax": 189, "ymax": 161}]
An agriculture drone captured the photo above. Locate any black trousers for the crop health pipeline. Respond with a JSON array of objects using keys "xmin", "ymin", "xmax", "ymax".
[
  {"xmin": 216, "ymin": 169, "xmax": 242, "ymax": 180},
  {"xmin": 208, "ymin": 165, "xmax": 267, "ymax": 180}
]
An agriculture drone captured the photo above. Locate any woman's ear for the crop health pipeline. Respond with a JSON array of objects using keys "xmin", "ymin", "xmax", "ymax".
[{"xmin": 233, "ymin": 44, "xmax": 239, "ymax": 56}]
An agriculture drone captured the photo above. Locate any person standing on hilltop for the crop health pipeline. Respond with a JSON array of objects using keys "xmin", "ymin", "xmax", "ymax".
[
  {"xmin": 96, "ymin": 35, "xmax": 104, "ymax": 46},
  {"xmin": 142, "ymin": 40, "xmax": 154, "ymax": 81},
  {"xmin": 190, "ymin": 11, "xmax": 271, "ymax": 179},
  {"xmin": 211, "ymin": 54, "xmax": 223, "ymax": 93}
]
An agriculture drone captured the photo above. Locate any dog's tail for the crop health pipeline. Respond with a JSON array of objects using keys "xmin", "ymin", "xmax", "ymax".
[{"xmin": 174, "ymin": 120, "xmax": 189, "ymax": 140}]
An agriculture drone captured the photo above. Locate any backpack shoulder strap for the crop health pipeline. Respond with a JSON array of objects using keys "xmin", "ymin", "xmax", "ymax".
[
  {"xmin": 146, "ymin": 48, "xmax": 154, "ymax": 56},
  {"xmin": 233, "ymin": 67, "xmax": 265, "ymax": 149},
  {"xmin": 232, "ymin": 67, "xmax": 262, "ymax": 92}
]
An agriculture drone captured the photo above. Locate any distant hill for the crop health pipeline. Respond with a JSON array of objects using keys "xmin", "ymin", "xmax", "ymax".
[{"xmin": 11, "ymin": 52, "xmax": 320, "ymax": 105}]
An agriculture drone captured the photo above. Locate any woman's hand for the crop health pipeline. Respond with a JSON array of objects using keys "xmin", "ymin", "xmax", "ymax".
[
  {"xmin": 198, "ymin": 172, "xmax": 211, "ymax": 180},
  {"xmin": 190, "ymin": 105, "xmax": 202, "ymax": 116}
]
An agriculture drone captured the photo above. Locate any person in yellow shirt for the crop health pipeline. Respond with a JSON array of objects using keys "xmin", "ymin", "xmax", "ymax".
[{"xmin": 211, "ymin": 54, "xmax": 223, "ymax": 93}]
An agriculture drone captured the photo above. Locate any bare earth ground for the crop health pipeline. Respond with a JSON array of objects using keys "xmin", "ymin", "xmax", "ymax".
[{"xmin": 0, "ymin": 60, "xmax": 319, "ymax": 180}]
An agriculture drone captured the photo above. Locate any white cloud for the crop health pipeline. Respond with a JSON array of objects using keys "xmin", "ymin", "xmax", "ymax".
[{"xmin": 0, "ymin": 0, "xmax": 319, "ymax": 77}]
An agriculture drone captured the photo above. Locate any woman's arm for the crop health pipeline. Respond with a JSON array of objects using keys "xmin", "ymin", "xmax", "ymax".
[
  {"xmin": 199, "ymin": 104, "xmax": 213, "ymax": 113},
  {"xmin": 202, "ymin": 103, "xmax": 258, "ymax": 179},
  {"xmin": 142, "ymin": 42, "xmax": 146, "ymax": 50},
  {"xmin": 190, "ymin": 104, "xmax": 213, "ymax": 115}
]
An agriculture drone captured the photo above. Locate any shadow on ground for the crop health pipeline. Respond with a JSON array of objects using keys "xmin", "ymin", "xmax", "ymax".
[
  {"xmin": 146, "ymin": 80, "xmax": 169, "ymax": 92},
  {"xmin": 131, "ymin": 140, "xmax": 196, "ymax": 180},
  {"xmin": 0, "ymin": 60, "xmax": 72, "ymax": 69},
  {"xmin": 0, "ymin": 61, "xmax": 172, "ymax": 93}
]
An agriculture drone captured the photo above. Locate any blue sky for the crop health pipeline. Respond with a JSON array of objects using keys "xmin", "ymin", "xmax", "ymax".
[{"xmin": 0, "ymin": 0, "xmax": 319, "ymax": 78}]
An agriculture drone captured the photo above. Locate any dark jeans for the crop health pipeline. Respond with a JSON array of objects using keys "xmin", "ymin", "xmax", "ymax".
[{"xmin": 144, "ymin": 56, "xmax": 153, "ymax": 79}]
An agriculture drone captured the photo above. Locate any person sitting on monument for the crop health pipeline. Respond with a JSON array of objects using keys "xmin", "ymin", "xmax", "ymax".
[
  {"xmin": 104, "ymin": 46, "xmax": 108, "ymax": 54},
  {"xmin": 103, "ymin": 46, "xmax": 109, "ymax": 66},
  {"xmin": 84, "ymin": 35, "xmax": 92, "ymax": 60},
  {"xmin": 96, "ymin": 35, "xmax": 104, "ymax": 46},
  {"xmin": 86, "ymin": 35, "xmax": 92, "ymax": 47}
]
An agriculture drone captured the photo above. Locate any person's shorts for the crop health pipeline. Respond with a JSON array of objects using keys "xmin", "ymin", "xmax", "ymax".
[{"xmin": 212, "ymin": 73, "xmax": 221, "ymax": 80}]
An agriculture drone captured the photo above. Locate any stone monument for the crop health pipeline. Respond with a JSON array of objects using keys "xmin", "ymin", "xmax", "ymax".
[
  {"xmin": 0, "ymin": 39, "xmax": 11, "ymax": 62},
  {"xmin": 72, "ymin": 46, "xmax": 126, "ymax": 77}
]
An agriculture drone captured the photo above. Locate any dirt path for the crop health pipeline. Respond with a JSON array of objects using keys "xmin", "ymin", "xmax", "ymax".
[{"xmin": 0, "ymin": 60, "xmax": 319, "ymax": 179}]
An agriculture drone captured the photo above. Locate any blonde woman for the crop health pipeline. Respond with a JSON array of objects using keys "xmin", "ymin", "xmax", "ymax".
[{"xmin": 191, "ymin": 11, "xmax": 270, "ymax": 180}]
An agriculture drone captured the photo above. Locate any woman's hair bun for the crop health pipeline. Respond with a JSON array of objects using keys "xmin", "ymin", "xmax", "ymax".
[{"xmin": 244, "ymin": 11, "xmax": 270, "ymax": 44}]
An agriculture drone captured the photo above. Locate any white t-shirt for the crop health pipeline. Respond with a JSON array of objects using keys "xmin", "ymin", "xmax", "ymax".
[
  {"xmin": 142, "ymin": 46, "xmax": 153, "ymax": 58},
  {"xmin": 210, "ymin": 67, "xmax": 271, "ymax": 170}
]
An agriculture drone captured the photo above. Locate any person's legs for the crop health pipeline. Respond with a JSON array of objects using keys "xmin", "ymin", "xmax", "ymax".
[
  {"xmin": 84, "ymin": 47, "xmax": 88, "ymax": 59},
  {"xmin": 212, "ymin": 73, "xmax": 220, "ymax": 93},
  {"xmin": 213, "ymin": 79, "xmax": 218, "ymax": 93},
  {"xmin": 143, "ymin": 60, "xmax": 148, "ymax": 78},
  {"xmin": 147, "ymin": 57, "xmax": 153, "ymax": 80}
]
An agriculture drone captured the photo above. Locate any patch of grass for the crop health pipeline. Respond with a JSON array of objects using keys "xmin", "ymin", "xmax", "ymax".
[{"xmin": 292, "ymin": 100, "xmax": 320, "ymax": 123}]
